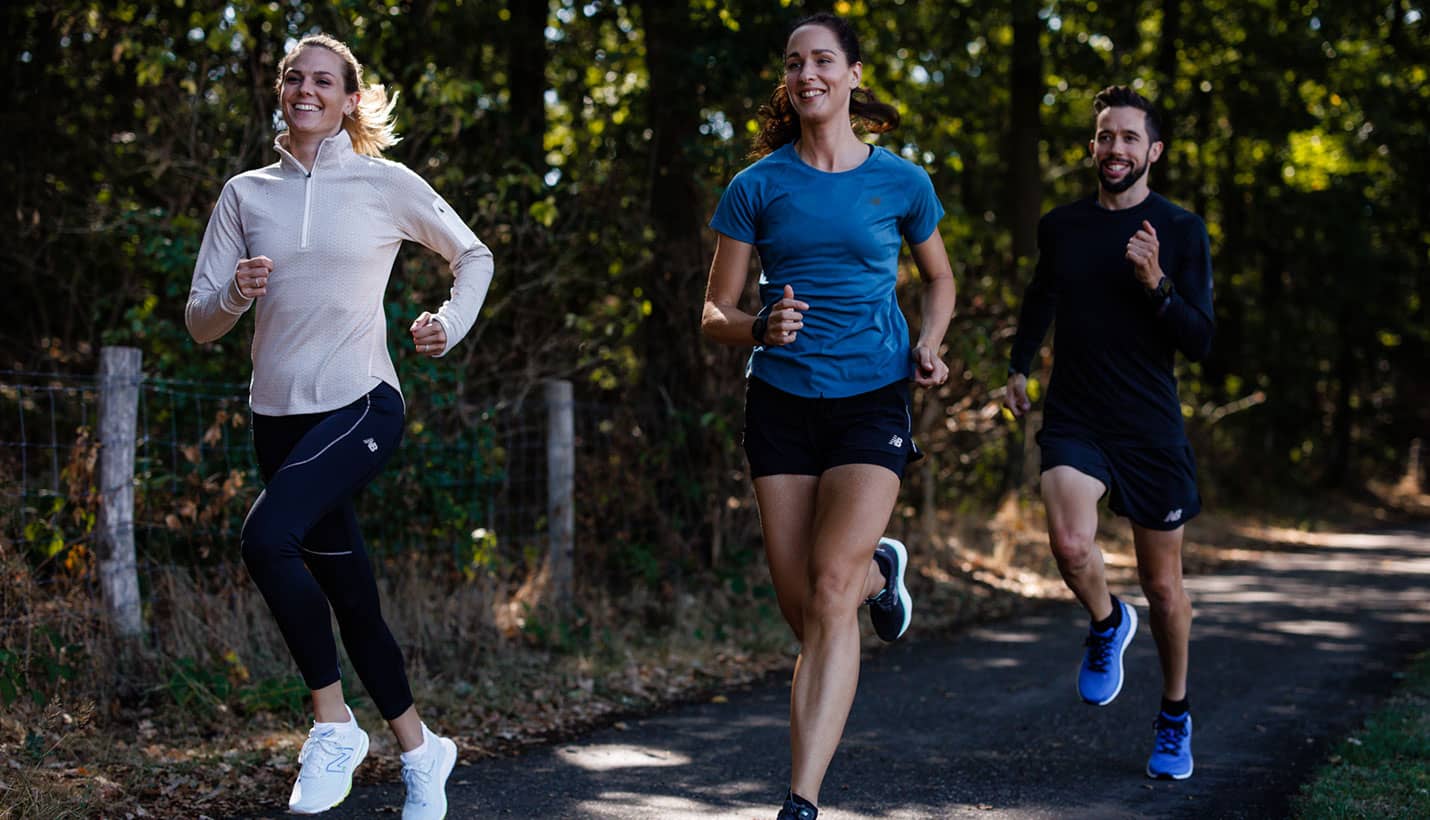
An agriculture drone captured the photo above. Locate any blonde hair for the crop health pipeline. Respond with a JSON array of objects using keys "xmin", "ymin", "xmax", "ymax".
[{"xmin": 275, "ymin": 34, "xmax": 400, "ymax": 156}]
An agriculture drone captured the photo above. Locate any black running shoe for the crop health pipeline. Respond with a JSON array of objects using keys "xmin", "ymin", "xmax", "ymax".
[
  {"xmin": 866, "ymin": 537, "xmax": 912, "ymax": 642},
  {"xmin": 776, "ymin": 793, "xmax": 818, "ymax": 820}
]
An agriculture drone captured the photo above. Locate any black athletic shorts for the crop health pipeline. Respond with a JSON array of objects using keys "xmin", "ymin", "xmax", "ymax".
[
  {"xmin": 1037, "ymin": 430, "xmax": 1201, "ymax": 530},
  {"xmin": 743, "ymin": 377, "xmax": 921, "ymax": 479}
]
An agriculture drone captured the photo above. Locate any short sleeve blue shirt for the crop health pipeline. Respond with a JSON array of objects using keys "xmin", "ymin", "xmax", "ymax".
[{"xmin": 710, "ymin": 143, "xmax": 944, "ymax": 398}]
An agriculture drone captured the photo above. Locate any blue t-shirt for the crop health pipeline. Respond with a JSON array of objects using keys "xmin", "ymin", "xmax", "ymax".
[{"xmin": 709, "ymin": 143, "xmax": 944, "ymax": 398}]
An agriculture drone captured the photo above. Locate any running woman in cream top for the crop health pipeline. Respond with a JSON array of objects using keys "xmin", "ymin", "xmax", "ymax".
[
  {"xmin": 187, "ymin": 119, "xmax": 493, "ymax": 414},
  {"xmin": 186, "ymin": 35, "xmax": 477, "ymax": 819}
]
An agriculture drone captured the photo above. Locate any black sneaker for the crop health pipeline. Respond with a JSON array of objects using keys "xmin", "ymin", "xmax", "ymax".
[
  {"xmin": 776, "ymin": 793, "xmax": 818, "ymax": 820},
  {"xmin": 866, "ymin": 537, "xmax": 912, "ymax": 641}
]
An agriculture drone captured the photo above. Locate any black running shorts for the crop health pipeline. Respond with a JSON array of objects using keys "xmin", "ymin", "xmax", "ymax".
[
  {"xmin": 743, "ymin": 377, "xmax": 921, "ymax": 479},
  {"xmin": 1037, "ymin": 430, "xmax": 1201, "ymax": 530}
]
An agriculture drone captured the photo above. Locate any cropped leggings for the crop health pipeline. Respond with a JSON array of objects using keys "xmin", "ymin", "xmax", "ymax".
[{"xmin": 242, "ymin": 381, "xmax": 413, "ymax": 720}]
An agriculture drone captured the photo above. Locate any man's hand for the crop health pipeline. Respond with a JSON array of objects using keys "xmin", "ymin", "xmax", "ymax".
[
  {"xmin": 1005, "ymin": 371, "xmax": 1032, "ymax": 417},
  {"xmin": 1126, "ymin": 220, "xmax": 1163, "ymax": 289}
]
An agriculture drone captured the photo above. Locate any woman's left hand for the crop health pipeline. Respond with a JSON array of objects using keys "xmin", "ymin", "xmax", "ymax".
[
  {"xmin": 409, "ymin": 311, "xmax": 447, "ymax": 358},
  {"xmin": 911, "ymin": 344, "xmax": 948, "ymax": 388}
]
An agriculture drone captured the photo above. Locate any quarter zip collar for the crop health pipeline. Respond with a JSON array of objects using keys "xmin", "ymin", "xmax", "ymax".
[{"xmin": 274, "ymin": 128, "xmax": 355, "ymax": 177}]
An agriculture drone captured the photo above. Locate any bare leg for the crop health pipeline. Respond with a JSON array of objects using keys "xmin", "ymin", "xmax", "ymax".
[
  {"xmin": 311, "ymin": 680, "xmax": 349, "ymax": 724},
  {"xmin": 754, "ymin": 475, "xmax": 886, "ymax": 643},
  {"xmin": 384, "ymin": 706, "xmax": 424, "ymax": 752},
  {"xmin": 1041, "ymin": 466, "xmax": 1113, "ymax": 621},
  {"xmin": 1132, "ymin": 524, "xmax": 1191, "ymax": 700},
  {"xmin": 786, "ymin": 464, "xmax": 900, "ymax": 805}
]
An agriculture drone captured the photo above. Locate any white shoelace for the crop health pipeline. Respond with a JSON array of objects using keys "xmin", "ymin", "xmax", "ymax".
[
  {"xmin": 403, "ymin": 752, "xmax": 438, "ymax": 804},
  {"xmin": 298, "ymin": 727, "xmax": 349, "ymax": 774}
]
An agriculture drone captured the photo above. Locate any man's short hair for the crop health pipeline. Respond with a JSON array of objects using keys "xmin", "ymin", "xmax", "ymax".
[{"xmin": 1093, "ymin": 85, "xmax": 1162, "ymax": 144}]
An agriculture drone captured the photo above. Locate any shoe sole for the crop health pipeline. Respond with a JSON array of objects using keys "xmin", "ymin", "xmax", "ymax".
[
  {"xmin": 1145, "ymin": 763, "xmax": 1194, "ymax": 780},
  {"xmin": 1078, "ymin": 602, "xmax": 1138, "ymax": 706},
  {"xmin": 878, "ymin": 537, "xmax": 912, "ymax": 641},
  {"xmin": 289, "ymin": 728, "xmax": 370, "ymax": 814}
]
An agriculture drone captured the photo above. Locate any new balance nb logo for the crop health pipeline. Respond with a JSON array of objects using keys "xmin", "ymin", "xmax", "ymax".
[
  {"xmin": 888, "ymin": 435, "xmax": 904, "ymax": 448},
  {"xmin": 1163, "ymin": 508, "xmax": 1183, "ymax": 523},
  {"xmin": 326, "ymin": 747, "xmax": 356, "ymax": 773},
  {"xmin": 364, "ymin": 438, "xmax": 379, "ymax": 453}
]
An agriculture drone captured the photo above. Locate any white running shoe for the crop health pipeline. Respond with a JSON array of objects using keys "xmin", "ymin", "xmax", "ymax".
[
  {"xmin": 400, "ymin": 724, "xmax": 458, "ymax": 820},
  {"xmin": 288, "ymin": 706, "xmax": 369, "ymax": 814}
]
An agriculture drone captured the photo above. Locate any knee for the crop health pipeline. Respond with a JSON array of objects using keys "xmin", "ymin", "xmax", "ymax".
[
  {"xmin": 239, "ymin": 505, "xmax": 291, "ymax": 571},
  {"xmin": 1048, "ymin": 526, "xmax": 1098, "ymax": 570},
  {"xmin": 803, "ymin": 569, "xmax": 863, "ymax": 626},
  {"xmin": 1139, "ymin": 572, "xmax": 1190, "ymax": 614}
]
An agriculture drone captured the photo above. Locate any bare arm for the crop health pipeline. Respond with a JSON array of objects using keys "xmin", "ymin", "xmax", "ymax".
[
  {"xmin": 908, "ymin": 229, "xmax": 957, "ymax": 387},
  {"xmin": 700, "ymin": 233, "xmax": 807, "ymax": 347}
]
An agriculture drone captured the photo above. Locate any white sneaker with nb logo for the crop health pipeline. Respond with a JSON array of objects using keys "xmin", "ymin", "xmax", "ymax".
[
  {"xmin": 288, "ymin": 706, "xmax": 369, "ymax": 814},
  {"xmin": 401, "ymin": 724, "xmax": 459, "ymax": 819}
]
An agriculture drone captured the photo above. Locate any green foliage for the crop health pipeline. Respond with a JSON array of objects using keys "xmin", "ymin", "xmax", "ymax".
[
  {"xmin": 165, "ymin": 654, "xmax": 309, "ymax": 719},
  {"xmin": 0, "ymin": 628, "xmax": 85, "ymax": 708},
  {"xmin": 519, "ymin": 604, "xmax": 593, "ymax": 653},
  {"xmin": 1, "ymin": 0, "xmax": 1426, "ymax": 606}
]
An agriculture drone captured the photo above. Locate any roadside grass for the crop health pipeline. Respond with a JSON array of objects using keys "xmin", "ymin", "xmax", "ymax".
[{"xmin": 1293, "ymin": 650, "xmax": 1430, "ymax": 820}]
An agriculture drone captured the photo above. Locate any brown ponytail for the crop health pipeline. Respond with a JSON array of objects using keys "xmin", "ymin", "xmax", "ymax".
[{"xmin": 752, "ymin": 84, "xmax": 899, "ymax": 158}]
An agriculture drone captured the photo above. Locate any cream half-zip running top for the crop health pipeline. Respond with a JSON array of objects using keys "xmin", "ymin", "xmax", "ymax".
[{"xmin": 186, "ymin": 129, "xmax": 494, "ymax": 416}]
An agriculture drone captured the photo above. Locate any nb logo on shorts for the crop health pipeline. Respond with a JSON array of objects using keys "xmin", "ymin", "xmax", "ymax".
[
  {"xmin": 363, "ymin": 437, "xmax": 379, "ymax": 453},
  {"xmin": 1163, "ymin": 508, "xmax": 1183, "ymax": 523},
  {"xmin": 888, "ymin": 435, "xmax": 904, "ymax": 448}
]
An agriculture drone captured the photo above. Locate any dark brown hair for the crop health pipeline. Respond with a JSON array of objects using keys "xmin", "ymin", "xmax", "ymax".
[
  {"xmin": 751, "ymin": 13, "xmax": 899, "ymax": 158},
  {"xmin": 1092, "ymin": 85, "xmax": 1162, "ymax": 144}
]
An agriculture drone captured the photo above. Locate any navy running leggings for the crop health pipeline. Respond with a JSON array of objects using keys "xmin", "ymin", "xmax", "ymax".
[{"xmin": 242, "ymin": 381, "xmax": 413, "ymax": 720}]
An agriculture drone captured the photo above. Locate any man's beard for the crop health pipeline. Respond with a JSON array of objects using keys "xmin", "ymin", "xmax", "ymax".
[{"xmin": 1098, "ymin": 151, "xmax": 1150, "ymax": 194}]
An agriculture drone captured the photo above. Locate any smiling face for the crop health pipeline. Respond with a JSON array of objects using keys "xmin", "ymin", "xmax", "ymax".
[
  {"xmin": 280, "ymin": 45, "xmax": 359, "ymax": 142},
  {"xmin": 784, "ymin": 23, "xmax": 861, "ymax": 126},
  {"xmin": 1090, "ymin": 105, "xmax": 1163, "ymax": 196}
]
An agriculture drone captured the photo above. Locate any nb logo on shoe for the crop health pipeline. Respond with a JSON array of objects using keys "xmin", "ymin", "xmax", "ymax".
[
  {"xmin": 326, "ymin": 747, "xmax": 355, "ymax": 773},
  {"xmin": 364, "ymin": 438, "xmax": 379, "ymax": 453},
  {"xmin": 888, "ymin": 435, "xmax": 903, "ymax": 448},
  {"xmin": 1163, "ymin": 508, "xmax": 1183, "ymax": 523}
]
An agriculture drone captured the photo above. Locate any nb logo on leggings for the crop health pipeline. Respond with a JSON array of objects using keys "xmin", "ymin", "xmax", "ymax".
[{"xmin": 363, "ymin": 438, "xmax": 378, "ymax": 453}]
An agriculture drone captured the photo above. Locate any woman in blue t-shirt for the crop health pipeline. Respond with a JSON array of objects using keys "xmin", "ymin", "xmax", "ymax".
[{"xmin": 700, "ymin": 12, "xmax": 956, "ymax": 820}]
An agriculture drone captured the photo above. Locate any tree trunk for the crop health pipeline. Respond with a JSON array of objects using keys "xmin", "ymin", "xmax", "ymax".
[
  {"xmin": 637, "ymin": 0, "xmax": 706, "ymax": 405},
  {"xmin": 507, "ymin": 0, "xmax": 549, "ymax": 173},
  {"xmin": 1003, "ymin": 0, "xmax": 1043, "ymax": 495}
]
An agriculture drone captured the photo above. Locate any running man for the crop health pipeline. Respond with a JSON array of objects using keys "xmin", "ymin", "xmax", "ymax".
[{"xmin": 1005, "ymin": 85, "xmax": 1214, "ymax": 780}]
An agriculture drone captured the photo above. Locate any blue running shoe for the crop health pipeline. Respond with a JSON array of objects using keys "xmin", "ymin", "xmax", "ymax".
[
  {"xmin": 1146, "ymin": 712, "xmax": 1194, "ymax": 780},
  {"xmin": 1077, "ymin": 598, "xmax": 1137, "ymax": 705},
  {"xmin": 866, "ymin": 537, "xmax": 912, "ymax": 642}
]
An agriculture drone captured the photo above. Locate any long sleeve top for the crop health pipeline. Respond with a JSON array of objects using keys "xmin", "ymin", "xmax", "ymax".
[
  {"xmin": 1009, "ymin": 192, "xmax": 1215, "ymax": 447},
  {"xmin": 186, "ymin": 129, "xmax": 494, "ymax": 416}
]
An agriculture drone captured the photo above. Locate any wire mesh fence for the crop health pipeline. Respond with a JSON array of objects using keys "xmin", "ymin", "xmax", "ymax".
[{"xmin": 0, "ymin": 355, "xmax": 760, "ymax": 703}]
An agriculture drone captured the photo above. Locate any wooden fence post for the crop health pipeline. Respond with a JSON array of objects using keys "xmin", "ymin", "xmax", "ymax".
[
  {"xmin": 545, "ymin": 380, "xmax": 575, "ymax": 609},
  {"xmin": 98, "ymin": 346, "xmax": 144, "ymax": 640}
]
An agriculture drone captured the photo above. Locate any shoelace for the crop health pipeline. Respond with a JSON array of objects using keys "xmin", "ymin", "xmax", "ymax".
[
  {"xmin": 297, "ymin": 729, "xmax": 346, "ymax": 774},
  {"xmin": 403, "ymin": 756, "xmax": 435, "ymax": 805},
  {"xmin": 1154, "ymin": 719, "xmax": 1188, "ymax": 755},
  {"xmin": 1083, "ymin": 630, "xmax": 1115, "ymax": 672}
]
